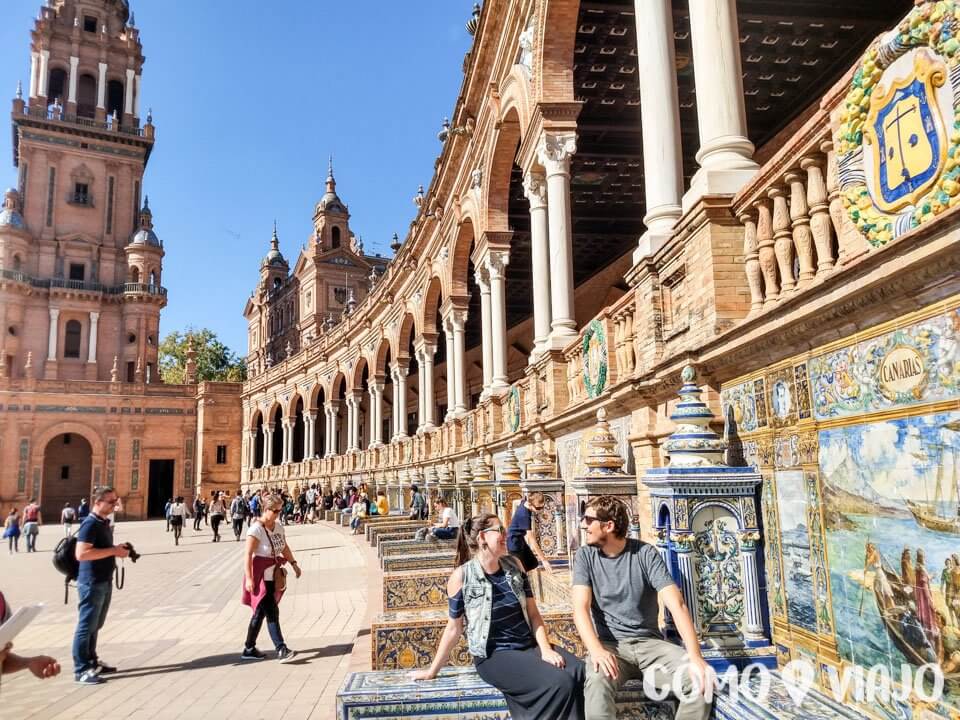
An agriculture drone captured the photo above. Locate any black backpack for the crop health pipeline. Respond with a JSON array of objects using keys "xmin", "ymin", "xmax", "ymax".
[{"xmin": 52, "ymin": 534, "xmax": 79, "ymax": 603}]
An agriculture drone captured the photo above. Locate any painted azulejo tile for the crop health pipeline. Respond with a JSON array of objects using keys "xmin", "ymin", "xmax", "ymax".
[
  {"xmin": 381, "ymin": 551, "xmax": 456, "ymax": 573},
  {"xmin": 721, "ymin": 378, "xmax": 763, "ymax": 435},
  {"xmin": 383, "ymin": 570, "xmax": 449, "ymax": 611},
  {"xmin": 809, "ymin": 306, "xmax": 960, "ymax": 421}
]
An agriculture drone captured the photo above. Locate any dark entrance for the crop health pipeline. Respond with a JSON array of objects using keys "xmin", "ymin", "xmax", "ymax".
[{"xmin": 148, "ymin": 459, "xmax": 175, "ymax": 518}]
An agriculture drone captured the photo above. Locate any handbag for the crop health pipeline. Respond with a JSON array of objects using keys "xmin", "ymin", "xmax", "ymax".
[{"xmin": 265, "ymin": 526, "xmax": 287, "ymax": 593}]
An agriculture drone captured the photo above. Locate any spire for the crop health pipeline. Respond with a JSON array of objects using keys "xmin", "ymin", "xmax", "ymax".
[
  {"xmin": 326, "ymin": 155, "xmax": 336, "ymax": 193},
  {"xmin": 16, "ymin": 80, "xmax": 22, "ymax": 100},
  {"xmin": 271, "ymin": 219, "xmax": 279, "ymax": 249},
  {"xmin": 139, "ymin": 196, "xmax": 153, "ymax": 230}
]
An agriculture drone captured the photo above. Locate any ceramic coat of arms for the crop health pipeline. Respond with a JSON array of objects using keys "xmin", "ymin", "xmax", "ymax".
[{"xmin": 838, "ymin": 1, "xmax": 960, "ymax": 246}]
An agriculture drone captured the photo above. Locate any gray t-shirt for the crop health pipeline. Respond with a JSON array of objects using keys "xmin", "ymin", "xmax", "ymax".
[{"xmin": 573, "ymin": 539, "xmax": 675, "ymax": 641}]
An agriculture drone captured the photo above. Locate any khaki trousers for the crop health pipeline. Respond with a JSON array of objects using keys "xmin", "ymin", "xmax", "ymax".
[{"xmin": 584, "ymin": 636, "xmax": 711, "ymax": 720}]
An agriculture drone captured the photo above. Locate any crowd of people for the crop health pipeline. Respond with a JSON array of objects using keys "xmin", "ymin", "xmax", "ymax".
[{"xmin": 3, "ymin": 498, "xmax": 91, "ymax": 554}]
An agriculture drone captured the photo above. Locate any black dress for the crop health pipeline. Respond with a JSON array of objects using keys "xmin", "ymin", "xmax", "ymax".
[{"xmin": 450, "ymin": 568, "xmax": 585, "ymax": 720}]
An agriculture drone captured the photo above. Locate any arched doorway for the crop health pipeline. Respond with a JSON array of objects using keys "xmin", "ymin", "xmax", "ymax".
[{"xmin": 42, "ymin": 433, "xmax": 93, "ymax": 515}]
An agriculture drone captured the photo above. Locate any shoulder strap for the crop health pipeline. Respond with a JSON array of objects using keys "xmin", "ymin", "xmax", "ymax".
[{"xmin": 264, "ymin": 525, "xmax": 281, "ymax": 563}]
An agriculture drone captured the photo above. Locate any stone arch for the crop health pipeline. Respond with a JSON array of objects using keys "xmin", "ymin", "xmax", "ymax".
[
  {"xmin": 351, "ymin": 356, "xmax": 369, "ymax": 393},
  {"xmin": 536, "ymin": 0, "xmax": 578, "ymax": 103},
  {"xmin": 31, "ymin": 423, "xmax": 106, "ymax": 510},
  {"xmin": 499, "ymin": 65, "xmax": 534, "ymax": 139},
  {"xmin": 285, "ymin": 390, "xmax": 304, "ymax": 419},
  {"xmin": 30, "ymin": 422, "xmax": 105, "ymax": 471},
  {"xmin": 373, "ymin": 337, "xmax": 391, "ymax": 378},
  {"xmin": 396, "ymin": 313, "xmax": 416, "ymax": 361},
  {"xmin": 268, "ymin": 402, "xmax": 284, "ymax": 466},
  {"xmin": 331, "ymin": 372, "xmax": 347, "ymax": 401},
  {"xmin": 448, "ymin": 218, "xmax": 477, "ymax": 299},
  {"xmin": 421, "ymin": 276, "xmax": 444, "ymax": 336},
  {"xmin": 485, "ymin": 105, "xmax": 523, "ymax": 233},
  {"xmin": 248, "ymin": 408, "xmax": 263, "ymax": 431}
]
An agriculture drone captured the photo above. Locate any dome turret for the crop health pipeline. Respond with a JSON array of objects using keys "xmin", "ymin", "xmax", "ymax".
[
  {"xmin": 316, "ymin": 156, "xmax": 348, "ymax": 215},
  {"xmin": 261, "ymin": 222, "xmax": 288, "ymax": 268},
  {"xmin": 129, "ymin": 196, "xmax": 161, "ymax": 247}
]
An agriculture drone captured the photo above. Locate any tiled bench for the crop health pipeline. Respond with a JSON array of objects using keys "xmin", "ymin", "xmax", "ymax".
[
  {"xmin": 379, "ymin": 537, "xmax": 456, "ymax": 560},
  {"xmin": 337, "ymin": 667, "xmax": 675, "ymax": 720},
  {"xmin": 381, "ymin": 550, "xmax": 456, "ymax": 573},
  {"xmin": 368, "ymin": 521, "xmax": 428, "ymax": 546},
  {"xmin": 373, "ymin": 530, "xmax": 422, "ymax": 551},
  {"xmin": 382, "ymin": 569, "xmax": 450, "ymax": 611},
  {"xmin": 370, "ymin": 607, "xmax": 580, "ymax": 670},
  {"xmin": 338, "ymin": 667, "xmax": 867, "ymax": 720}
]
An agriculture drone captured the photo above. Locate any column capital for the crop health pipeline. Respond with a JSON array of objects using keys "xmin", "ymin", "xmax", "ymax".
[
  {"xmin": 49, "ymin": 307, "xmax": 60, "ymax": 318},
  {"xmin": 485, "ymin": 249, "xmax": 510, "ymax": 280},
  {"xmin": 536, "ymin": 132, "xmax": 577, "ymax": 176},
  {"xmin": 390, "ymin": 361, "xmax": 408, "ymax": 380},
  {"xmin": 89, "ymin": 310, "xmax": 100, "ymax": 321},
  {"xmin": 413, "ymin": 336, "xmax": 438, "ymax": 359},
  {"xmin": 369, "ymin": 379, "xmax": 385, "ymax": 394},
  {"xmin": 474, "ymin": 264, "xmax": 491, "ymax": 291},
  {"xmin": 522, "ymin": 171, "xmax": 548, "ymax": 210}
]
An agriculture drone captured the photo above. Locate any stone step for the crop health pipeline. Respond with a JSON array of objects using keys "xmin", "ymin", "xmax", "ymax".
[
  {"xmin": 381, "ymin": 549, "xmax": 456, "ymax": 573},
  {"xmin": 368, "ymin": 521, "xmax": 428, "ymax": 546},
  {"xmin": 370, "ymin": 607, "xmax": 580, "ymax": 670}
]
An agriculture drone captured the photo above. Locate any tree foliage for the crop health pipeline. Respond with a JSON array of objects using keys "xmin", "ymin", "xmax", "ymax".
[{"xmin": 158, "ymin": 327, "xmax": 246, "ymax": 384}]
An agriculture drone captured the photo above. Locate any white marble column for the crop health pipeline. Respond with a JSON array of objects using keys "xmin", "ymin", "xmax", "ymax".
[
  {"xmin": 304, "ymin": 413, "xmax": 316, "ymax": 458},
  {"xmin": 29, "ymin": 53, "xmax": 39, "ymax": 99},
  {"xmin": 442, "ymin": 315, "xmax": 456, "ymax": 421},
  {"xmin": 369, "ymin": 380, "xmax": 384, "ymax": 446},
  {"xmin": 415, "ymin": 351, "xmax": 426, "ymax": 431},
  {"xmin": 68, "ymin": 56, "xmax": 79, "ymax": 104},
  {"xmin": 246, "ymin": 429, "xmax": 257, "ymax": 470},
  {"xmin": 348, "ymin": 392, "xmax": 362, "ymax": 452},
  {"xmin": 281, "ymin": 419, "xmax": 291, "ymax": 464},
  {"xmin": 633, "ymin": 0, "xmax": 684, "ymax": 261},
  {"xmin": 475, "ymin": 266, "xmax": 494, "ymax": 399},
  {"xmin": 486, "ymin": 251, "xmax": 510, "ymax": 395},
  {"xmin": 264, "ymin": 424, "xmax": 275, "ymax": 466},
  {"xmin": 38, "ymin": 50, "xmax": 50, "ymax": 99},
  {"xmin": 451, "ymin": 309, "xmax": 468, "ymax": 414},
  {"xmin": 421, "ymin": 341, "xmax": 437, "ymax": 430},
  {"xmin": 328, "ymin": 402, "xmax": 341, "ymax": 455},
  {"xmin": 124, "ymin": 68, "xmax": 135, "ymax": 116},
  {"xmin": 391, "ymin": 363, "xmax": 409, "ymax": 439},
  {"xmin": 523, "ymin": 171, "xmax": 552, "ymax": 361},
  {"xmin": 684, "ymin": 0, "xmax": 758, "ymax": 207},
  {"xmin": 87, "ymin": 311, "xmax": 99, "ymax": 363},
  {"xmin": 47, "ymin": 307, "xmax": 59, "ymax": 361},
  {"xmin": 97, "ymin": 63, "xmax": 107, "ymax": 109},
  {"xmin": 537, "ymin": 133, "xmax": 578, "ymax": 348},
  {"xmin": 323, "ymin": 405, "xmax": 334, "ymax": 457}
]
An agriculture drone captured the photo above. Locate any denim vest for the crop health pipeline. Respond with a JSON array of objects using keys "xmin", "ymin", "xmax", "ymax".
[{"xmin": 460, "ymin": 555, "xmax": 530, "ymax": 659}]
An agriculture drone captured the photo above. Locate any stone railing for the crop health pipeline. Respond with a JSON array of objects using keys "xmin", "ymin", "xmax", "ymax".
[
  {"xmin": 731, "ymin": 83, "xmax": 860, "ymax": 317},
  {"xmin": 18, "ymin": 103, "xmax": 148, "ymax": 138}
]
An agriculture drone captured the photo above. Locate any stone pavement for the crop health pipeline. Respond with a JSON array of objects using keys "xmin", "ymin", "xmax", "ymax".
[{"xmin": 0, "ymin": 518, "xmax": 371, "ymax": 719}]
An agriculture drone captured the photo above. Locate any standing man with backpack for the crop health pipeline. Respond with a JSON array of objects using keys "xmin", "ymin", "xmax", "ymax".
[
  {"xmin": 230, "ymin": 491, "xmax": 247, "ymax": 542},
  {"xmin": 71, "ymin": 486, "xmax": 129, "ymax": 685}
]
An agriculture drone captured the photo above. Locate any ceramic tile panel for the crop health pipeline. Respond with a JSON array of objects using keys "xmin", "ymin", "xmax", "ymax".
[
  {"xmin": 381, "ymin": 551, "xmax": 456, "ymax": 573},
  {"xmin": 383, "ymin": 569, "xmax": 450, "ymax": 611}
]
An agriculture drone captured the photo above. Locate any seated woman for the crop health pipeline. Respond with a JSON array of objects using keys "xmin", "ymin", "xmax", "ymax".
[{"xmin": 411, "ymin": 513, "xmax": 584, "ymax": 719}]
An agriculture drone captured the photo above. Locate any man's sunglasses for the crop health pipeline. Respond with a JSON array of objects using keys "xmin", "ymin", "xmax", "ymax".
[
  {"xmin": 480, "ymin": 526, "xmax": 504, "ymax": 534},
  {"xmin": 580, "ymin": 514, "xmax": 605, "ymax": 525}
]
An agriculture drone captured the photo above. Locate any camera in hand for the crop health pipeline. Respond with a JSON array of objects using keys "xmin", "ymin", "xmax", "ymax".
[{"xmin": 123, "ymin": 542, "xmax": 140, "ymax": 563}]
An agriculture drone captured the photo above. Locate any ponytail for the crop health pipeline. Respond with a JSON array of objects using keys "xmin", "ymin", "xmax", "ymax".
[{"xmin": 454, "ymin": 512, "xmax": 499, "ymax": 568}]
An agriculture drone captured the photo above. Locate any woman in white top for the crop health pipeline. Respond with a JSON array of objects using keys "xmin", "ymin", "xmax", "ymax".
[
  {"xmin": 242, "ymin": 493, "xmax": 301, "ymax": 662},
  {"xmin": 169, "ymin": 496, "xmax": 188, "ymax": 546},
  {"xmin": 209, "ymin": 493, "xmax": 227, "ymax": 543}
]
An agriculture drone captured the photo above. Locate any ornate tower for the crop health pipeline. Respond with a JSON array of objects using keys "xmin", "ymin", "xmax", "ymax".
[{"xmin": 1, "ymin": 0, "xmax": 163, "ymax": 382}]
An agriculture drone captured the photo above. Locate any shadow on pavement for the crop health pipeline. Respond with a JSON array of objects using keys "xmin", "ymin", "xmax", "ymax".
[{"xmin": 105, "ymin": 644, "xmax": 354, "ymax": 679}]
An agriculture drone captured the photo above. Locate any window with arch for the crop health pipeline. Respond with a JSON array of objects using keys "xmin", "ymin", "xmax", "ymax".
[
  {"xmin": 273, "ymin": 277, "xmax": 282, "ymax": 290},
  {"xmin": 106, "ymin": 80, "xmax": 124, "ymax": 120},
  {"xmin": 149, "ymin": 270, "xmax": 157, "ymax": 287},
  {"xmin": 130, "ymin": 266, "xmax": 140, "ymax": 283},
  {"xmin": 64, "ymin": 320, "xmax": 82, "ymax": 359},
  {"xmin": 48, "ymin": 68, "xmax": 67, "ymax": 104},
  {"xmin": 332, "ymin": 226, "xmax": 341, "ymax": 248},
  {"xmin": 12, "ymin": 255, "xmax": 21, "ymax": 271},
  {"xmin": 78, "ymin": 74, "xmax": 97, "ymax": 118}
]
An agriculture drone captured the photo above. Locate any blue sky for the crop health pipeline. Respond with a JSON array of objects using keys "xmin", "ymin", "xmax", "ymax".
[{"xmin": 0, "ymin": 1, "xmax": 474, "ymax": 355}]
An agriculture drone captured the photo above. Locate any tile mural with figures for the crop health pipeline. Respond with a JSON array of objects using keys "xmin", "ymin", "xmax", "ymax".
[
  {"xmin": 773, "ymin": 470, "xmax": 818, "ymax": 633},
  {"xmin": 820, "ymin": 411, "xmax": 960, "ymax": 709}
]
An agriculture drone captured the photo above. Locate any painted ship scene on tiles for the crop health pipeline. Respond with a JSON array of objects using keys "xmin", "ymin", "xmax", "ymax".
[{"xmin": 820, "ymin": 412, "xmax": 960, "ymax": 706}]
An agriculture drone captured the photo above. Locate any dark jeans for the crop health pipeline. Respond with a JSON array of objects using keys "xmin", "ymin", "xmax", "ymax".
[
  {"xmin": 211, "ymin": 514, "xmax": 223, "ymax": 540},
  {"xmin": 233, "ymin": 518, "xmax": 244, "ymax": 539},
  {"xmin": 24, "ymin": 524, "xmax": 38, "ymax": 552},
  {"xmin": 433, "ymin": 527, "xmax": 458, "ymax": 540},
  {"xmin": 245, "ymin": 580, "xmax": 285, "ymax": 651},
  {"xmin": 193, "ymin": 514, "xmax": 202, "ymax": 531},
  {"xmin": 73, "ymin": 580, "xmax": 113, "ymax": 675}
]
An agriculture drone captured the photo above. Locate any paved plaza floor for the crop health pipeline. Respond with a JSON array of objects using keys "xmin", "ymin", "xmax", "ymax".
[{"xmin": 0, "ymin": 518, "xmax": 370, "ymax": 719}]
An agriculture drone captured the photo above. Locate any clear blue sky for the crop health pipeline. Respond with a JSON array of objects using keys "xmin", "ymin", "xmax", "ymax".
[{"xmin": 0, "ymin": 1, "xmax": 474, "ymax": 356}]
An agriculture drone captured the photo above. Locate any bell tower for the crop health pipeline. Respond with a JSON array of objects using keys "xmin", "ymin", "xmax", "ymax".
[{"xmin": 0, "ymin": 0, "xmax": 164, "ymax": 382}]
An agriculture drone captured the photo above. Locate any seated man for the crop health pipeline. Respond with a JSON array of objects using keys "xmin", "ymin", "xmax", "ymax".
[
  {"xmin": 572, "ymin": 496, "xmax": 711, "ymax": 720},
  {"xmin": 414, "ymin": 497, "xmax": 460, "ymax": 541}
]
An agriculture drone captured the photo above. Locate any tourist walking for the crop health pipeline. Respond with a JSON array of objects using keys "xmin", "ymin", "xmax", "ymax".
[
  {"xmin": 3, "ymin": 509, "xmax": 21, "ymax": 554},
  {"xmin": 169, "ymin": 496, "xmax": 187, "ymax": 546},
  {"xmin": 72, "ymin": 486, "xmax": 129, "ymax": 685},
  {"xmin": 193, "ymin": 496, "xmax": 204, "ymax": 531},
  {"xmin": 164, "ymin": 498, "xmax": 173, "ymax": 532},
  {"xmin": 61, "ymin": 502, "xmax": 76, "ymax": 536},
  {"xmin": 414, "ymin": 497, "xmax": 459, "ymax": 541},
  {"xmin": 572, "ymin": 496, "xmax": 711, "ymax": 720},
  {"xmin": 412, "ymin": 512, "xmax": 584, "ymax": 719},
  {"xmin": 507, "ymin": 492, "xmax": 552, "ymax": 574},
  {"xmin": 209, "ymin": 492, "xmax": 227, "ymax": 542},
  {"xmin": 22, "ymin": 499, "xmax": 42, "ymax": 553},
  {"xmin": 230, "ymin": 491, "xmax": 248, "ymax": 541},
  {"xmin": 241, "ymin": 493, "xmax": 301, "ymax": 662},
  {"xmin": 77, "ymin": 498, "xmax": 90, "ymax": 520}
]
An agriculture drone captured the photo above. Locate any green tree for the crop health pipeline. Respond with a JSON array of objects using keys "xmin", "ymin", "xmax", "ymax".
[{"xmin": 158, "ymin": 327, "xmax": 246, "ymax": 384}]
